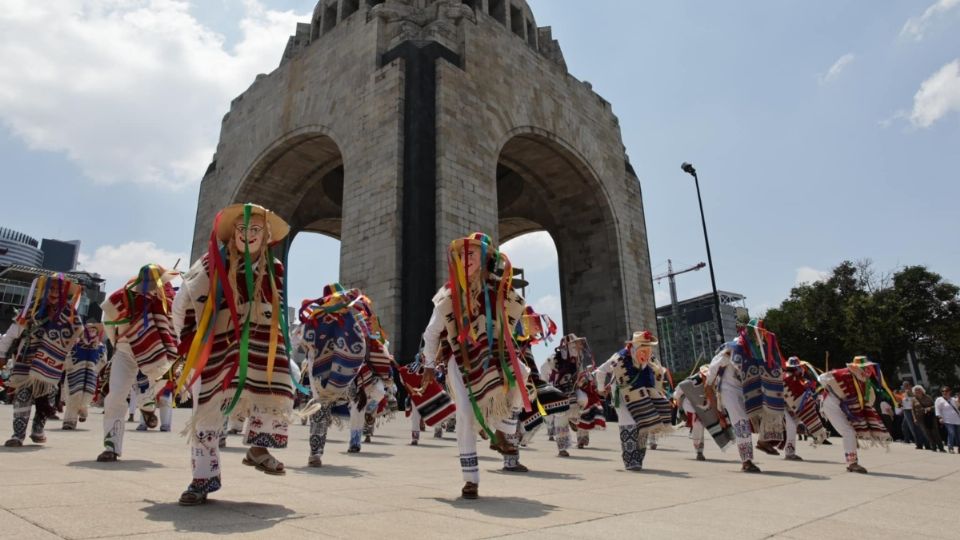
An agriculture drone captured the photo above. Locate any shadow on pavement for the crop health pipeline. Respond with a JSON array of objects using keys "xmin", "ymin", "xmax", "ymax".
[
  {"xmin": 760, "ymin": 470, "xmax": 830, "ymax": 481},
  {"xmin": 141, "ymin": 499, "xmax": 295, "ymax": 533},
  {"xmin": 429, "ymin": 496, "xmax": 559, "ymax": 519},
  {"xmin": 68, "ymin": 459, "xmax": 164, "ymax": 471},
  {"xmin": 0, "ymin": 445, "xmax": 44, "ymax": 452},
  {"xmin": 341, "ymin": 451, "xmax": 394, "ymax": 458},
  {"xmin": 487, "ymin": 469, "xmax": 584, "ymax": 481},
  {"xmin": 867, "ymin": 471, "xmax": 926, "ymax": 480},
  {"xmin": 289, "ymin": 464, "xmax": 364, "ymax": 477},
  {"xmin": 633, "ymin": 468, "xmax": 691, "ymax": 478},
  {"xmin": 557, "ymin": 454, "xmax": 607, "ymax": 462}
]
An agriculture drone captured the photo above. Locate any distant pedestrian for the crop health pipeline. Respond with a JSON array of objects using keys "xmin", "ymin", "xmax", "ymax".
[
  {"xmin": 901, "ymin": 381, "xmax": 929, "ymax": 449},
  {"xmin": 913, "ymin": 386, "xmax": 945, "ymax": 453},
  {"xmin": 934, "ymin": 386, "xmax": 960, "ymax": 453}
]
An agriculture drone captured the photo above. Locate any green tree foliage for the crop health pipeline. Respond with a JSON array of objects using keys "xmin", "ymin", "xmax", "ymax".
[{"xmin": 764, "ymin": 262, "xmax": 960, "ymax": 386}]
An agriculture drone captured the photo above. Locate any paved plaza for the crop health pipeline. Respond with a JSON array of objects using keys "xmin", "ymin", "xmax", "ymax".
[{"xmin": 0, "ymin": 406, "xmax": 957, "ymax": 539}]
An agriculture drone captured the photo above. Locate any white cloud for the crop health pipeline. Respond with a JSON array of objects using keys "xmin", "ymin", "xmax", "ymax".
[
  {"xmin": 0, "ymin": 0, "xmax": 307, "ymax": 189},
  {"xmin": 818, "ymin": 53, "xmax": 856, "ymax": 85},
  {"xmin": 77, "ymin": 241, "xmax": 188, "ymax": 293},
  {"xmin": 909, "ymin": 59, "xmax": 960, "ymax": 128},
  {"xmin": 500, "ymin": 231, "xmax": 558, "ymax": 272},
  {"xmin": 795, "ymin": 266, "xmax": 828, "ymax": 285},
  {"xmin": 532, "ymin": 294, "xmax": 562, "ymax": 320},
  {"xmin": 901, "ymin": 0, "xmax": 960, "ymax": 41}
]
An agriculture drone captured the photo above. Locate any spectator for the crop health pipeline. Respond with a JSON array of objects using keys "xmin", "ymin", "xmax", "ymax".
[
  {"xmin": 913, "ymin": 385, "xmax": 945, "ymax": 452},
  {"xmin": 934, "ymin": 386, "xmax": 960, "ymax": 454},
  {"xmin": 901, "ymin": 381, "xmax": 929, "ymax": 449},
  {"xmin": 893, "ymin": 396, "xmax": 906, "ymax": 442}
]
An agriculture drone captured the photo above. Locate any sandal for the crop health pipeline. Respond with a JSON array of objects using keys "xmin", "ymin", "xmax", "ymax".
[
  {"xmin": 756, "ymin": 441, "xmax": 780, "ymax": 456},
  {"xmin": 62, "ymin": 422, "xmax": 76, "ymax": 431},
  {"xmin": 141, "ymin": 410, "xmax": 159, "ymax": 429},
  {"xmin": 847, "ymin": 462, "xmax": 868, "ymax": 474},
  {"xmin": 29, "ymin": 433, "xmax": 46, "ymax": 444},
  {"xmin": 243, "ymin": 449, "xmax": 286, "ymax": 475},
  {"xmin": 488, "ymin": 430, "xmax": 517, "ymax": 455},
  {"xmin": 96, "ymin": 450, "xmax": 119, "ymax": 462},
  {"xmin": 308, "ymin": 455, "xmax": 322, "ymax": 468},
  {"xmin": 741, "ymin": 461, "xmax": 762, "ymax": 473},
  {"xmin": 461, "ymin": 482, "xmax": 478, "ymax": 500},
  {"xmin": 503, "ymin": 463, "xmax": 529, "ymax": 473},
  {"xmin": 178, "ymin": 489, "xmax": 208, "ymax": 506},
  {"xmin": 4, "ymin": 438, "xmax": 23, "ymax": 447},
  {"xmin": 558, "ymin": 450, "xmax": 570, "ymax": 457}
]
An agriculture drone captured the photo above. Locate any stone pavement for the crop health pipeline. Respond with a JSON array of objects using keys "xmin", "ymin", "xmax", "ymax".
[{"xmin": 0, "ymin": 406, "xmax": 957, "ymax": 539}]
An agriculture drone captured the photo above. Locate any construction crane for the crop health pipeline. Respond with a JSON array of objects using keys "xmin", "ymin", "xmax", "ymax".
[{"xmin": 653, "ymin": 259, "xmax": 706, "ymax": 316}]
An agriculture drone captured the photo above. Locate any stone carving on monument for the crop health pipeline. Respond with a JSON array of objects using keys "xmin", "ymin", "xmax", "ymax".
[{"xmin": 191, "ymin": 0, "xmax": 656, "ymax": 362}]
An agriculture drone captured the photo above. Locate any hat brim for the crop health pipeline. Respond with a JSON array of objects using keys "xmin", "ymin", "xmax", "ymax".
[{"xmin": 216, "ymin": 203, "xmax": 290, "ymax": 245}]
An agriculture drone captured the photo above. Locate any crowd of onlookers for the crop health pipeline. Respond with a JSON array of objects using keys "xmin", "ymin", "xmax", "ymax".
[{"xmin": 882, "ymin": 381, "xmax": 960, "ymax": 453}]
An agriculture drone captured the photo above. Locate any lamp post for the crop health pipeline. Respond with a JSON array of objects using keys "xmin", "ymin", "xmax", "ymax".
[{"xmin": 680, "ymin": 162, "xmax": 725, "ymax": 344}]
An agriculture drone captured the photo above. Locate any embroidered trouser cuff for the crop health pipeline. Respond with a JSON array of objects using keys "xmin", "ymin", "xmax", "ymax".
[
  {"xmin": 620, "ymin": 425, "xmax": 648, "ymax": 469},
  {"xmin": 309, "ymin": 406, "xmax": 332, "ymax": 456}
]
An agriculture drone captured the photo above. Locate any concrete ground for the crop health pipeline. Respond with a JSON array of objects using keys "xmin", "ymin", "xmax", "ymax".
[{"xmin": 0, "ymin": 406, "xmax": 956, "ymax": 539}]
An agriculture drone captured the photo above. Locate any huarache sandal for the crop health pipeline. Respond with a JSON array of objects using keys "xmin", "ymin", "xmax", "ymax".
[
  {"xmin": 461, "ymin": 482, "xmax": 478, "ymax": 499},
  {"xmin": 178, "ymin": 489, "xmax": 208, "ymax": 506},
  {"xmin": 558, "ymin": 450, "xmax": 570, "ymax": 457},
  {"xmin": 308, "ymin": 455, "xmax": 322, "ymax": 468},
  {"xmin": 29, "ymin": 433, "xmax": 46, "ymax": 444},
  {"xmin": 847, "ymin": 462, "xmax": 868, "ymax": 474},
  {"xmin": 141, "ymin": 410, "xmax": 159, "ymax": 429},
  {"xmin": 742, "ymin": 461, "xmax": 762, "ymax": 473},
  {"xmin": 62, "ymin": 422, "xmax": 77, "ymax": 431},
  {"xmin": 755, "ymin": 441, "xmax": 780, "ymax": 456},
  {"xmin": 784, "ymin": 454, "xmax": 804, "ymax": 461},
  {"xmin": 4, "ymin": 438, "xmax": 23, "ymax": 447},
  {"xmin": 243, "ymin": 450, "xmax": 286, "ymax": 475},
  {"xmin": 96, "ymin": 450, "xmax": 118, "ymax": 462}
]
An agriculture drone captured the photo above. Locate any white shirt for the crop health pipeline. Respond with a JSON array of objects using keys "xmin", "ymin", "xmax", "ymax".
[
  {"xmin": 901, "ymin": 394, "xmax": 914, "ymax": 410},
  {"xmin": 706, "ymin": 348, "xmax": 739, "ymax": 390},
  {"xmin": 934, "ymin": 396, "xmax": 960, "ymax": 425}
]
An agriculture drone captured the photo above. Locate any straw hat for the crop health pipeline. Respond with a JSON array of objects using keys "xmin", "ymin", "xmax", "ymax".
[
  {"xmin": 215, "ymin": 203, "xmax": 290, "ymax": 245},
  {"xmin": 628, "ymin": 330, "xmax": 659, "ymax": 348}
]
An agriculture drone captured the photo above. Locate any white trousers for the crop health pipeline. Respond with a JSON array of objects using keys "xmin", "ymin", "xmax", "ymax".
[
  {"xmin": 691, "ymin": 417, "xmax": 705, "ymax": 452},
  {"xmin": 820, "ymin": 394, "xmax": 859, "ymax": 464},
  {"xmin": 103, "ymin": 350, "xmax": 157, "ymax": 455},
  {"xmin": 720, "ymin": 383, "xmax": 754, "ymax": 463},
  {"xmin": 448, "ymin": 357, "xmax": 520, "ymax": 484},
  {"xmin": 63, "ymin": 391, "xmax": 93, "ymax": 424},
  {"xmin": 785, "ymin": 413, "xmax": 798, "ymax": 457},
  {"xmin": 410, "ymin": 406, "xmax": 422, "ymax": 441}
]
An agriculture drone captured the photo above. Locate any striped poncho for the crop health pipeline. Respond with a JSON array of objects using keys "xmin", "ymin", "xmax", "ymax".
[
  {"xmin": 434, "ymin": 282, "xmax": 526, "ymax": 428},
  {"xmin": 4, "ymin": 308, "xmax": 82, "ymax": 397},
  {"xmin": 782, "ymin": 365, "xmax": 827, "ymax": 444},
  {"xmin": 729, "ymin": 336, "xmax": 786, "ymax": 442},
  {"xmin": 103, "ymin": 282, "xmax": 178, "ymax": 381},
  {"xmin": 821, "ymin": 368, "xmax": 891, "ymax": 447},
  {"xmin": 177, "ymin": 255, "xmax": 293, "ymax": 415},
  {"xmin": 610, "ymin": 349, "xmax": 672, "ymax": 436},
  {"xmin": 65, "ymin": 328, "xmax": 107, "ymax": 396}
]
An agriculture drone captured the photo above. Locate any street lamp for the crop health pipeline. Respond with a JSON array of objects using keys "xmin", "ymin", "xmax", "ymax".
[{"xmin": 680, "ymin": 162, "xmax": 725, "ymax": 344}]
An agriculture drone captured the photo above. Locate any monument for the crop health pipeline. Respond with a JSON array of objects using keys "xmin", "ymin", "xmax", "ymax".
[{"xmin": 191, "ymin": 0, "xmax": 656, "ymax": 362}]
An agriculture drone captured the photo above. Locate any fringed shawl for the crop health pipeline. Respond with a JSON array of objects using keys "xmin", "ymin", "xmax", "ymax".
[
  {"xmin": 177, "ymin": 255, "xmax": 292, "ymax": 414},
  {"xmin": 823, "ymin": 368, "xmax": 891, "ymax": 447},
  {"xmin": 103, "ymin": 282, "xmax": 178, "ymax": 379},
  {"xmin": 730, "ymin": 323, "xmax": 786, "ymax": 441},
  {"xmin": 782, "ymin": 364, "xmax": 827, "ymax": 444},
  {"xmin": 65, "ymin": 328, "xmax": 106, "ymax": 395},
  {"xmin": 8, "ymin": 307, "xmax": 81, "ymax": 397},
  {"xmin": 611, "ymin": 348, "xmax": 672, "ymax": 436},
  {"xmin": 434, "ymin": 281, "xmax": 526, "ymax": 435}
]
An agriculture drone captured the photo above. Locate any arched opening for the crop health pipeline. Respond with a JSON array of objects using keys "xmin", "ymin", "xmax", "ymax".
[
  {"xmin": 232, "ymin": 130, "xmax": 345, "ymax": 333},
  {"xmin": 287, "ymin": 230, "xmax": 341, "ymax": 318},
  {"xmin": 501, "ymin": 231, "xmax": 563, "ymax": 365},
  {"xmin": 497, "ymin": 130, "xmax": 626, "ymax": 358}
]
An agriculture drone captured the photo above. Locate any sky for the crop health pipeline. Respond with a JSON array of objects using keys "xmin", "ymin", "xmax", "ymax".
[{"xmin": 1, "ymin": 1, "xmax": 958, "ymax": 363}]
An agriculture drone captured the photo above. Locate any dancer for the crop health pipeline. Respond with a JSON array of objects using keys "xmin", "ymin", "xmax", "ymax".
[
  {"xmin": 297, "ymin": 284, "xmax": 394, "ymax": 465},
  {"xmin": 780, "ymin": 356, "xmax": 828, "ymax": 460},
  {"xmin": 97, "ymin": 264, "xmax": 179, "ymax": 461},
  {"xmin": 704, "ymin": 320, "xmax": 786, "ymax": 472},
  {"xmin": 173, "ymin": 203, "xmax": 295, "ymax": 505},
  {"xmin": 0, "ymin": 274, "xmax": 83, "ymax": 446},
  {"xmin": 62, "ymin": 305, "xmax": 107, "ymax": 430},
  {"xmin": 542, "ymin": 334, "xmax": 595, "ymax": 456},
  {"xmin": 594, "ymin": 330, "xmax": 672, "ymax": 471},
  {"xmin": 675, "ymin": 365, "xmax": 729, "ymax": 460},
  {"xmin": 420, "ymin": 232, "xmax": 529, "ymax": 499},
  {"xmin": 818, "ymin": 356, "xmax": 896, "ymax": 473}
]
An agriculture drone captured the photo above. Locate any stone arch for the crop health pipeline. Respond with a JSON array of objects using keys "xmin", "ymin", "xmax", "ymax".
[
  {"xmin": 232, "ymin": 126, "xmax": 345, "ymax": 241},
  {"xmin": 496, "ymin": 127, "xmax": 627, "ymax": 355}
]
